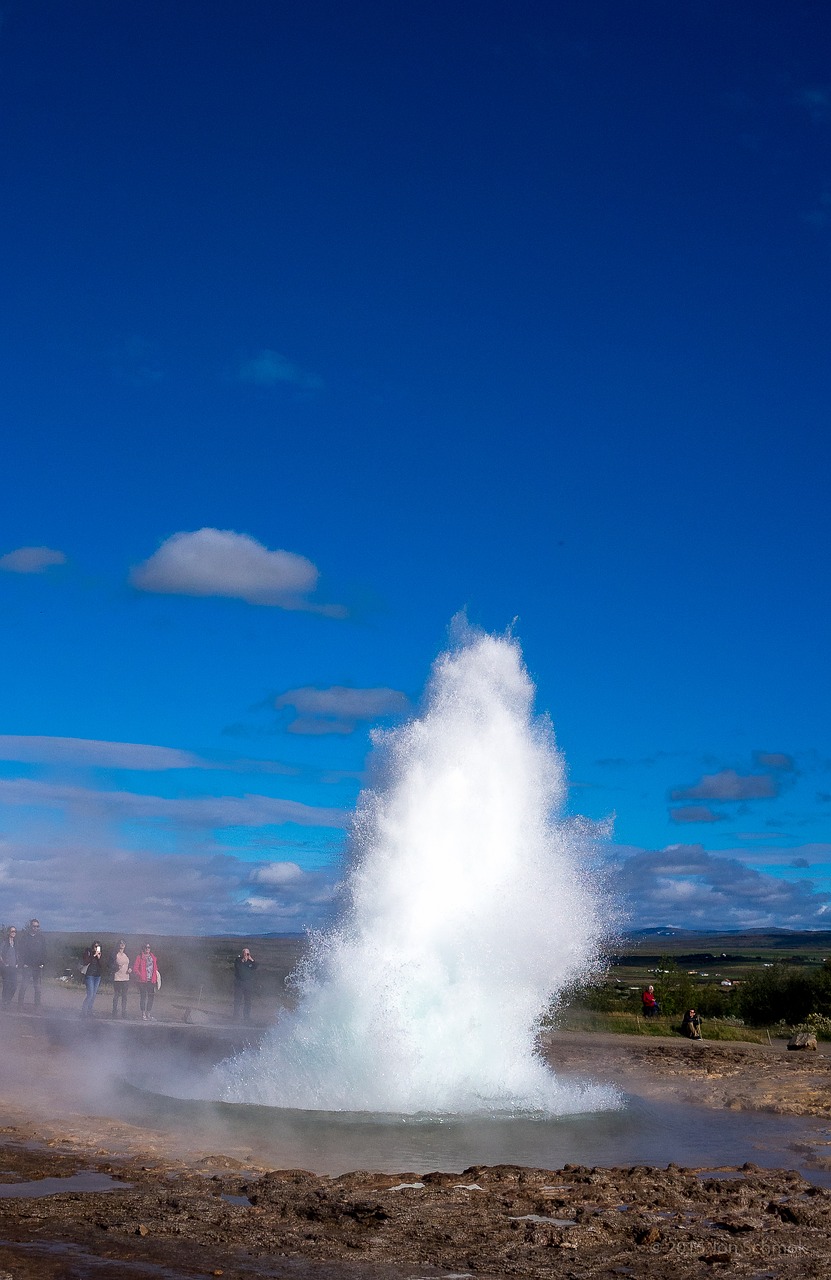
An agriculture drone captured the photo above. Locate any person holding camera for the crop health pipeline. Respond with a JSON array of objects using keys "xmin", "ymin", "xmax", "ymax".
[
  {"xmin": 233, "ymin": 946, "xmax": 258, "ymax": 1023},
  {"xmin": 80, "ymin": 941, "xmax": 104, "ymax": 1017}
]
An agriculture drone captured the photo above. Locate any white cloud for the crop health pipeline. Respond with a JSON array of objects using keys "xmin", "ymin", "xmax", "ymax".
[
  {"xmin": 0, "ymin": 736, "xmax": 205, "ymax": 771},
  {"xmin": 0, "ymin": 546, "xmax": 66, "ymax": 574},
  {"xmin": 275, "ymin": 685, "xmax": 409, "ymax": 735},
  {"xmin": 130, "ymin": 528, "xmax": 344, "ymax": 614},
  {"xmin": 237, "ymin": 349, "xmax": 323, "ymax": 393},
  {"xmin": 249, "ymin": 861, "xmax": 304, "ymax": 886}
]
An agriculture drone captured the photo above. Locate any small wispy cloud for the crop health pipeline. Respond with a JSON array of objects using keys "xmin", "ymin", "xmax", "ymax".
[
  {"xmin": 0, "ymin": 777, "xmax": 346, "ymax": 830},
  {"xmin": 669, "ymin": 805, "xmax": 725, "ymax": 824},
  {"xmin": 754, "ymin": 751, "xmax": 795, "ymax": 772},
  {"xmin": 796, "ymin": 86, "xmax": 831, "ymax": 122},
  {"xmin": 111, "ymin": 336, "xmax": 164, "ymax": 385},
  {"xmin": 802, "ymin": 188, "xmax": 831, "ymax": 227},
  {"xmin": 670, "ymin": 768, "xmax": 778, "ymax": 803},
  {"xmin": 0, "ymin": 736, "xmax": 205, "ymax": 771},
  {"xmin": 275, "ymin": 685, "xmax": 410, "ymax": 735},
  {"xmin": 237, "ymin": 349, "xmax": 323, "ymax": 394},
  {"xmin": 0, "ymin": 546, "xmax": 66, "ymax": 574},
  {"xmin": 130, "ymin": 528, "xmax": 345, "ymax": 615}
]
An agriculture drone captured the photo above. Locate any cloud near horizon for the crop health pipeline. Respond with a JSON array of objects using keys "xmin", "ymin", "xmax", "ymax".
[
  {"xmin": 0, "ymin": 546, "xmax": 67, "ymax": 574},
  {"xmin": 610, "ymin": 842, "xmax": 831, "ymax": 930},
  {"xmin": 0, "ymin": 837, "xmax": 340, "ymax": 934},
  {"xmin": 275, "ymin": 685, "xmax": 410, "ymax": 735},
  {"xmin": 131, "ymin": 528, "xmax": 346, "ymax": 615}
]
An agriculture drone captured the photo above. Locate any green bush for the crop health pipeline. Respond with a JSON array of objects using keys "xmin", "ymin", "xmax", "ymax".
[{"xmin": 737, "ymin": 964, "xmax": 816, "ymax": 1025}]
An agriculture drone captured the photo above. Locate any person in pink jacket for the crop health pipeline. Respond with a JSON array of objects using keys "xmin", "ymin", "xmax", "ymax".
[{"xmin": 133, "ymin": 942, "xmax": 159, "ymax": 1021}]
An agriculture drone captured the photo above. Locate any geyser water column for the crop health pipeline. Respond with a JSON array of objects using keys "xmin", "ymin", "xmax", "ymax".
[{"xmin": 213, "ymin": 625, "xmax": 617, "ymax": 1114}]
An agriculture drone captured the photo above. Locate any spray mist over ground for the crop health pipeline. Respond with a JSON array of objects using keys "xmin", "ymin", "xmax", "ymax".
[{"xmin": 211, "ymin": 626, "xmax": 617, "ymax": 1115}]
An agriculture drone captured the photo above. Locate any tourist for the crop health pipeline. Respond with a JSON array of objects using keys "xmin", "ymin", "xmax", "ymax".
[
  {"xmin": 233, "ymin": 946, "xmax": 258, "ymax": 1023},
  {"xmin": 133, "ymin": 942, "xmax": 159, "ymax": 1021},
  {"xmin": 81, "ymin": 941, "xmax": 104, "ymax": 1017},
  {"xmin": 642, "ymin": 985, "xmax": 660, "ymax": 1018},
  {"xmin": 110, "ymin": 939, "xmax": 131, "ymax": 1018},
  {"xmin": 17, "ymin": 918, "xmax": 46, "ymax": 1010},
  {"xmin": 0, "ymin": 926, "xmax": 20, "ymax": 1007},
  {"xmin": 682, "ymin": 1008, "xmax": 702, "ymax": 1040}
]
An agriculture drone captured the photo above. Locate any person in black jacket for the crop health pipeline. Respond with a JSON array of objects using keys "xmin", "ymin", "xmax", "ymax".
[
  {"xmin": 681, "ymin": 1008, "xmax": 702, "ymax": 1040},
  {"xmin": 233, "ymin": 947, "xmax": 258, "ymax": 1023},
  {"xmin": 18, "ymin": 919, "xmax": 46, "ymax": 1010},
  {"xmin": 80, "ymin": 941, "xmax": 104, "ymax": 1018}
]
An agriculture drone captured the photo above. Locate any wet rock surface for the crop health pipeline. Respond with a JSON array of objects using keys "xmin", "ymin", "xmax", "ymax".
[{"xmin": 0, "ymin": 1146, "xmax": 830, "ymax": 1278}]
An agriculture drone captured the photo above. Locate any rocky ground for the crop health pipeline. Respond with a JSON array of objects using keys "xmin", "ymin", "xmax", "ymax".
[
  {"xmin": 542, "ymin": 1031, "xmax": 831, "ymax": 1129},
  {"xmin": 1, "ymin": 1019, "xmax": 831, "ymax": 1278}
]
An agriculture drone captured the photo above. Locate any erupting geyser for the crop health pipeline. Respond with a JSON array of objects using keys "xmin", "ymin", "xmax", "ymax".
[{"xmin": 212, "ymin": 625, "xmax": 617, "ymax": 1115}]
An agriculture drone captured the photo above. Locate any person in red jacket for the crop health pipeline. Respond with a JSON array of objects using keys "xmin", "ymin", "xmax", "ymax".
[
  {"xmin": 642, "ymin": 984, "xmax": 660, "ymax": 1017},
  {"xmin": 133, "ymin": 942, "xmax": 159, "ymax": 1021}
]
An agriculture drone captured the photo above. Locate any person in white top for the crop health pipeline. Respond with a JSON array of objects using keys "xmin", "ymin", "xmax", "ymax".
[{"xmin": 111, "ymin": 939, "xmax": 131, "ymax": 1019}]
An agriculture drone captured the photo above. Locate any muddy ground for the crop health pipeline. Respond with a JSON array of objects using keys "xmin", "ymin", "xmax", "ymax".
[{"xmin": 1, "ymin": 1017, "xmax": 831, "ymax": 1279}]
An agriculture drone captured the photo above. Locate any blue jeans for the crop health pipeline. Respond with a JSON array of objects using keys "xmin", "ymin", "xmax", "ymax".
[{"xmin": 82, "ymin": 974, "xmax": 101, "ymax": 1015}]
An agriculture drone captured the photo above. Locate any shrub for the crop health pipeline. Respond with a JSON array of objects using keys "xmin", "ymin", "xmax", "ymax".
[
  {"xmin": 737, "ymin": 964, "xmax": 815, "ymax": 1025},
  {"xmin": 652, "ymin": 956, "xmax": 696, "ymax": 1018}
]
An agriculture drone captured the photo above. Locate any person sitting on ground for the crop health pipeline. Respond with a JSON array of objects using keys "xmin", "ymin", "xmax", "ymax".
[
  {"xmin": 233, "ymin": 946, "xmax": 258, "ymax": 1023},
  {"xmin": 18, "ymin": 918, "xmax": 46, "ymax": 1010},
  {"xmin": 642, "ymin": 984, "xmax": 660, "ymax": 1018},
  {"xmin": 681, "ymin": 1008, "xmax": 702, "ymax": 1040}
]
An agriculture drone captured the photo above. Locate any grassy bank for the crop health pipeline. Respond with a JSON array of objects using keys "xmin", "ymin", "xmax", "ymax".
[{"xmin": 550, "ymin": 1009, "xmax": 770, "ymax": 1042}]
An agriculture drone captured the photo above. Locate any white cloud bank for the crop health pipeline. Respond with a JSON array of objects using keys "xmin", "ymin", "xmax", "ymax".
[
  {"xmin": 0, "ymin": 546, "xmax": 66, "ymax": 573},
  {"xmin": 611, "ymin": 842, "xmax": 831, "ymax": 931},
  {"xmin": 275, "ymin": 685, "xmax": 410, "ymax": 735},
  {"xmin": 0, "ymin": 839, "xmax": 340, "ymax": 934},
  {"xmin": 131, "ymin": 528, "xmax": 345, "ymax": 615}
]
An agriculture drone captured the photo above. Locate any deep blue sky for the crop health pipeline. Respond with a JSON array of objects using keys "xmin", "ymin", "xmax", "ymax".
[{"xmin": 1, "ymin": 0, "xmax": 829, "ymax": 932}]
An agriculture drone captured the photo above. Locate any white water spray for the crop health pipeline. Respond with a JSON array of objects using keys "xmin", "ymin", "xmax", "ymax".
[{"xmin": 213, "ymin": 626, "xmax": 617, "ymax": 1114}]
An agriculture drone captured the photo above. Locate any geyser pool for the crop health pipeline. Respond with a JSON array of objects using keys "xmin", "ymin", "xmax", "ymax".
[{"xmin": 209, "ymin": 625, "xmax": 617, "ymax": 1115}]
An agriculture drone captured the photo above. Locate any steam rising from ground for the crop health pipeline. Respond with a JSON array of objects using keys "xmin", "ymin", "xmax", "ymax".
[{"xmin": 211, "ymin": 626, "xmax": 616, "ymax": 1114}]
